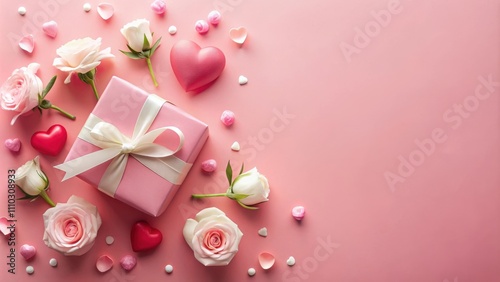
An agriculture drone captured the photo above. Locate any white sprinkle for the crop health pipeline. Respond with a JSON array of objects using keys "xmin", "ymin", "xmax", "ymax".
[
  {"xmin": 286, "ymin": 256, "xmax": 296, "ymax": 266},
  {"xmin": 18, "ymin": 6, "xmax": 27, "ymax": 16},
  {"xmin": 168, "ymin": 26, "xmax": 177, "ymax": 35},
  {"xmin": 83, "ymin": 3, "xmax": 91, "ymax": 12},
  {"xmin": 238, "ymin": 75, "xmax": 248, "ymax": 85},
  {"xmin": 165, "ymin": 264, "xmax": 173, "ymax": 274},
  {"xmin": 231, "ymin": 141, "xmax": 240, "ymax": 152},
  {"xmin": 49, "ymin": 258, "xmax": 58, "ymax": 267},
  {"xmin": 258, "ymin": 227, "xmax": 268, "ymax": 237},
  {"xmin": 105, "ymin": 236, "xmax": 115, "ymax": 245},
  {"xmin": 248, "ymin": 267, "xmax": 256, "ymax": 276},
  {"xmin": 26, "ymin": 265, "xmax": 34, "ymax": 274}
]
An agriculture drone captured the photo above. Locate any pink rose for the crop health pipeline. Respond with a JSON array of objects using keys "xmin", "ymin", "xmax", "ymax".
[
  {"xmin": 0, "ymin": 63, "xmax": 43, "ymax": 125},
  {"xmin": 43, "ymin": 196, "xmax": 102, "ymax": 256},
  {"xmin": 183, "ymin": 207, "xmax": 243, "ymax": 266}
]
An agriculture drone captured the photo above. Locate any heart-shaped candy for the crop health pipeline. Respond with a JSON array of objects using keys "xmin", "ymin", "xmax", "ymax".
[
  {"xmin": 4, "ymin": 138, "xmax": 21, "ymax": 152},
  {"xmin": 130, "ymin": 221, "xmax": 163, "ymax": 252},
  {"xmin": 30, "ymin": 124, "xmax": 67, "ymax": 156},
  {"xmin": 229, "ymin": 27, "xmax": 248, "ymax": 45},
  {"xmin": 19, "ymin": 35, "xmax": 35, "ymax": 53},
  {"xmin": 0, "ymin": 217, "xmax": 11, "ymax": 236},
  {"xmin": 42, "ymin": 21, "xmax": 58, "ymax": 38},
  {"xmin": 97, "ymin": 3, "xmax": 114, "ymax": 20},
  {"xmin": 20, "ymin": 244, "xmax": 36, "ymax": 260},
  {"xmin": 170, "ymin": 40, "xmax": 225, "ymax": 92}
]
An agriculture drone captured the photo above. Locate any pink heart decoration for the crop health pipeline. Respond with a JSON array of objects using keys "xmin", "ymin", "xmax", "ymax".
[
  {"xmin": 20, "ymin": 244, "xmax": 36, "ymax": 261},
  {"xmin": 4, "ymin": 138, "xmax": 21, "ymax": 152},
  {"xmin": 170, "ymin": 40, "xmax": 226, "ymax": 92},
  {"xmin": 97, "ymin": 3, "xmax": 114, "ymax": 20},
  {"xmin": 19, "ymin": 35, "xmax": 35, "ymax": 53},
  {"xmin": 0, "ymin": 217, "xmax": 10, "ymax": 236},
  {"xmin": 42, "ymin": 21, "xmax": 58, "ymax": 38},
  {"xmin": 229, "ymin": 27, "xmax": 248, "ymax": 45}
]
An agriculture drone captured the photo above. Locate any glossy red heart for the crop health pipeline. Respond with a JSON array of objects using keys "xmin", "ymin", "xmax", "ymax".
[
  {"xmin": 30, "ymin": 124, "xmax": 67, "ymax": 156},
  {"xmin": 170, "ymin": 40, "xmax": 226, "ymax": 92},
  {"xmin": 131, "ymin": 221, "xmax": 163, "ymax": 252}
]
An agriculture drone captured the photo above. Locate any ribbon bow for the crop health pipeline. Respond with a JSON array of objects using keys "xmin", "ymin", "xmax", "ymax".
[{"xmin": 55, "ymin": 94, "xmax": 187, "ymax": 197}]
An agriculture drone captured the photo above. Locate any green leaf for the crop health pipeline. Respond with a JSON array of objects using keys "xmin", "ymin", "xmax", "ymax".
[
  {"xmin": 143, "ymin": 34, "xmax": 150, "ymax": 50},
  {"xmin": 226, "ymin": 161, "xmax": 233, "ymax": 187},
  {"xmin": 239, "ymin": 163, "xmax": 245, "ymax": 176},
  {"xmin": 149, "ymin": 37, "xmax": 162, "ymax": 57},
  {"xmin": 237, "ymin": 200, "xmax": 258, "ymax": 210},
  {"xmin": 125, "ymin": 45, "xmax": 142, "ymax": 55},
  {"xmin": 232, "ymin": 193, "xmax": 250, "ymax": 200},
  {"xmin": 120, "ymin": 50, "xmax": 143, "ymax": 60},
  {"xmin": 41, "ymin": 76, "xmax": 57, "ymax": 99}
]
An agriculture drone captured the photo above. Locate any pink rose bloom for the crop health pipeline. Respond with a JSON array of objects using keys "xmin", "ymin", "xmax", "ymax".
[
  {"xmin": 183, "ymin": 207, "xmax": 243, "ymax": 266},
  {"xmin": 0, "ymin": 63, "xmax": 43, "ymax": 125},
  {"xmin": 43, "ymin": 196, "xmax": 102, "ymax": 256}
]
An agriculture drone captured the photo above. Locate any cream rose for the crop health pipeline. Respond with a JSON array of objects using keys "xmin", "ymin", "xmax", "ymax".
[
  {"xmin": 53, "ymin": 37, "xmax": 114, "ymax": 84},
  {"xmin": 183, "ymin": 207, "xmax": 243, "ymax": 266},
  {"xmin": 0, "ymin": 63, "xmax": 42, "ymax": 125},
  {"xmin": 15, "ymin": 156, "xmax": 48, "ymax": 196},
  {"xmin": 43, "ymin": 196, "xmax": 102, "ymax": 256},
  {"xmin": 120, "ymin": 19, "xmax": 153, "ymax": 52},
  {"xmin": 232, "ymin": 167, "xmax": 270, "ymax": 206}
]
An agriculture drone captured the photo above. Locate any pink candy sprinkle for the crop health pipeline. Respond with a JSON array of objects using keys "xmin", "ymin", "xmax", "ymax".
[
  {"xmin": 195, "ymin": 20, "xmax": 209, "ymax": 34},
  {"xmin": 220, "ymin": 110, "xmax": 235, "ymax": 126},
  {"xmin": 207, "ymin": 10, "xmax": 221, "ymax": 25},
  {"xmin": 150, "ymin": 0, "xmax": 166, "ymax": 15},
  {"xmin": 201, "ymin": 159, "xmax": 217, "ymax": 173},
  {"xmin": 292, "ymin": 206, "xmax": 305, "ymax": 221}
]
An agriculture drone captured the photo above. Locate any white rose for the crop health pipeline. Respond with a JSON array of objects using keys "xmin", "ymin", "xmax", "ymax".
[
  {"xmin": 120, "ymin": 19, "xmax": 153, "ymax": 52},
  {"xmin": 232, "ymin": 167, "xmax": 270, "ymax": 205},
  {"xmin": 1, "ymin": 63, "xmax": 43, "ymax": 125},
  {"xmin": 183, "ymin": 207, "xmax": 243, "ymax": 266},
  {"xmin": 15, "ymin": 156, "xmax": 48, "ymax": 196},
  {"xmin": 53, "ymin": 37, "xmax": 115, "ymax": 84}
]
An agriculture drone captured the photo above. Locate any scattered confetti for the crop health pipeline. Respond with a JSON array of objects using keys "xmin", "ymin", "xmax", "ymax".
[
  {"xmin": 151, "ymin": 0, "xmax": 166, "ymax": 15},
  {"xmin": 168, "ymin": 25, "xmax": 177, "ymax": 35},
  {"xmin": 20, "ymin": 244, "xmax": 36, "ymax": 261},
  {"xmin": 83, "ymin": 3, "xmax": 92, "ymax": 12},
  {"xmin": 18, "ymin": 6, "xmax": 26, "ymax": 16},
  {"xmin": 292, "ymin": 206, "xmax": 305, "ymax": 221},
  {"xmin": 231, "ymin": 141, "xmax": 240, "ymax": 152},
  {"xmin": 42, "ymin": 21, "xmax": 58, "ymax": 38},
  {"xmin": 26, "ymin": 266, "xmax": 34, "ymax": 275},
  {"xmin": 165, "ymin": 264, "xmax": 173, "ymax": 274},
  {"xmin": 229, "ymin": 26, "xmax": 248, "ymax": 45},
  {"xmin": 19, "ymin": 35, "xmax": 35, "ymax": 53},
  {"xmin": 286, "ymin": 256, "xmax": 296, "ymax": 266},
  {"xmin": 238, "ymin": 75, "xmax": 248, "ymax": 85},
  {"xmin": 97, "ymin": 3, "xmax": 114, "ymax": 20},
  {"xmin": 120, "ymin": 255, "xmax": 137, "ymax": 271},
  {"xmin": 258, "ymin": 252, "xmax": 275, "ymax": 270},
  {"xmin": 195, "ymin": 20, "xmax": 209, "ymax": 34},
  {"xmin": 105, "ymin": 236, "xmax": 114, "ymax": 245},
  {"xmin": 220, "ymin": 110, "xmax": 235, "ymax": 126},
  {"xmin": 201, "ymin": 159, "xmax": 217, "ymax": 173},
  {"xmin": 49, "ymin": 258, "xmax": 58, "ymax": 267},
  {"xmin": 207, "ymin": 10, "xmax": 221, "ymax": 25},
  {"xmin": 4, "ymin": 138, "xmax": 21, "ymax": 152},
  {"xmin": 247, "ymin": 267, "xmax": 256, "ymax": 276},
  {"xmin": 258, "ymin": 227, "xmax": 268, "ymax": 237},
  {"xmin": 96, "ymin": 255, "xmax": 114, "ymax": 273}
]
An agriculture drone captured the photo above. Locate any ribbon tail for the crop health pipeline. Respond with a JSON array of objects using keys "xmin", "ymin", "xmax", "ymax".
[
  {"xmin": 98, "ymin": 154, "xmax": 129, "ymax": 197},
  {"xmin": 54, "ymin": 148, "xmax": 122, "ymax": 181}
]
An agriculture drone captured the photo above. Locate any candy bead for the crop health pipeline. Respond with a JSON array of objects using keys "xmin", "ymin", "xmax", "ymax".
[
  {"xmin": 168, "ymin": 25, "xmax": 177, "ymax": 35},
  {"xmin": 220, "ymin": 110, "xmax": 235, "ymax": 126},
  {"xmin": 26, "ymin": 266, "xmax": 34, "ymax": 274},
  {"xmin": 49, "ymin": 258, "xmax": 58, "ymax": 267},
  {"xmin": 247, "ymin": 267, "xmax": 256, "ymax": 276},
  {"xmin": 201, "ymin": 159, "xmax": 217, "ymax": 173},
  {"xmin": 207, "ymin": 10, "xmax": 221, "ymax": 25},
  {"xmin": 195, "ymin": 20, "xmax": 209, "ymax": 34},
  {"xmin": 18, "ymin": 7, "xmax": 27, "ymax": 16},
  {"xmin": 165, "ymin": 264, "xmax": 173, "ymax": 273},
  {"xmin": 151, "ymin": 0, "xmax": 166, "ymax": 14},
  {"xmin": 120, "ymin": 255, "xmax": 137, "ymax": 271},
  {"xmin": 292, "ymin": 206, "xmax": 305, "ymax": 221},
  {"xmin": 83, "ymin": 3, "xmax": 91, "ymax": 12}
]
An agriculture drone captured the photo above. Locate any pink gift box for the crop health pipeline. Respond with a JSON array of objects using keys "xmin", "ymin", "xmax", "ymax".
[{"xmin": 60, "ymin": 76, "xmax": 209, "ymax": 216}]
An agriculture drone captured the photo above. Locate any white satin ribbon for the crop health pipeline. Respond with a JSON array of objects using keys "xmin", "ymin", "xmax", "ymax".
[{"xmin": 55, "ymin": 94, "xmax": 190, "ymax": 197}]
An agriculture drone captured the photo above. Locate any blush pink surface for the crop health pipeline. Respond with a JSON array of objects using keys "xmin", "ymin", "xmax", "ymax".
[{"xmin": 0, "ymin": 0, "xmax": 499, "ymax": 282}]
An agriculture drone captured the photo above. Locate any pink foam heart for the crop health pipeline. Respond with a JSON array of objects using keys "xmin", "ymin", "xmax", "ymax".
[
  {"xmin": 4, "ymin": 138, "xmax": 21, "ymax": 152},
  {"xmin": 170, "ymin": 40, "xmax": 225, "ymax": 92},
  {"xmin": 229, "ymin": 27, "xmax": 248, "ymax": 45},
  {"xmin": 42, "ymin": 21, "xmax": 58, "ymax": 38},
  {"xmin": 0, "ymin": 217, "xmax": 10, "ymax": 236},
  {"xmin": 97, "ymin": 3, "xmax": 114, "ymax": 20},
  {"xmin": 19, "ymin": 35, "xmax": 35, "ymax": 53},
  {"xmin": 20, "ymin": 244, "xmax": 36, "ymax": 260}
]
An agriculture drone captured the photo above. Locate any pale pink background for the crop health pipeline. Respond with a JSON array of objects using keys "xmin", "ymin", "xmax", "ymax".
[{"xmin": 0, "ymin": 0, "xmax": 499, "ymax": 281}]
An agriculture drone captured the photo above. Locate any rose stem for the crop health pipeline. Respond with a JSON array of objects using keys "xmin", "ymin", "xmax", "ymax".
[
  {"xmin": 191, "ymin": 193, "xmax": 228, "ymax": 199},
  {"xmin": 39, "ymin": 190, "xmax": 56, "ymax": 207},
  {"xmin": 89, "ymin": 79, "xmax": 100, "ymax": 100},
  {"xmin": 50, "ymin": 105, "xmax": 76, "ymax": 120},
  {"xmin": 146, "ymin": 58, "xmax": 158, "ymax": 87}
]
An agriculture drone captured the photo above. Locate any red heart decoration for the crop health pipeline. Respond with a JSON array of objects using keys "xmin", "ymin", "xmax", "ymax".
[
  {"xmin": 131, "ymin": 221, "xmax": 163, "ymax": 252},
  {"xmin": 170, "ymin": 40, "xmax": 226, "ymax": 92},
  {"xmin": 30, "ymin": 124, "xmax": 67, "ymax": 156}
]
